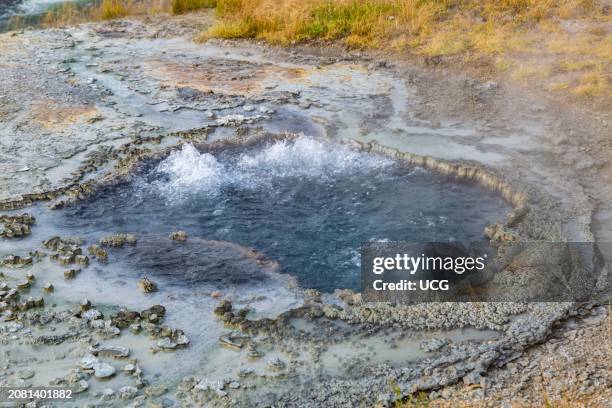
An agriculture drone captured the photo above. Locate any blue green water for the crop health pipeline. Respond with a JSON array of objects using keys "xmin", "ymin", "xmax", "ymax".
[{"xmin": 54, "ymin": 137, "xmax": 510, "ymax": 292}]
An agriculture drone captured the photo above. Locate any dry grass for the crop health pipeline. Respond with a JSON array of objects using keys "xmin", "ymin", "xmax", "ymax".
[
  {"xmin": 172, "ymin": 0, "xmax": 217, "ymax": 15},
  {"xmin": 41, "ymin": 0, "xmax": 170, "ymax": 26},
  {"xmin": 39, "ymin": 0, "xmax": 215, "ymax": 26},
  {"xmin": 201, "ymin": 0, "xmax": 611, "ymax": 103},
  {"xmin": 27, "ymin": 0, "xmax": 612, "ymax": 103}
]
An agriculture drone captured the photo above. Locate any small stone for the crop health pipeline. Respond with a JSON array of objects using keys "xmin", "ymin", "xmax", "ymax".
[
  {"xmin": 219, "ymin": 332, "xmax": 249, "ymax": 350},
  {"xmin": 118, "ymin": 385, "xmax": 138, "ymax": 400},
  {"xmin": 88, "ymin": 245, "xmax": 108, "ymax": 261},
  {"xmin": 16, "ymin": 279, "xmax": 31, "ymax": 290},
  {"xmin": 214, "ymin": 300, "xmax": 232, "ymax": 316},
  {"xmin": 267, "ymin": 357, "xmax": 285, "ymax": 371},
  {"xmin": 100, "ymin": 233, "xmax": 137, "ymax": 248},
  {"xmin": 80, "ymin": 355, "xmax": 99, "ymax": 370},
  {"xmin": 80, "ymin": 298, "xmax": 91, "ymax": 311},
  {"xmin": 75, "ymin": 380, "xmax": 89, "ymax": 393},
  {"xmin": 64, "ymin": 269, "xmax": 80, "ymax": 279},
  {"xmin": 237, "ymin": 368, "xmax": 254, "ymax": 378},
  {"xmin": 129, "ymin": 323, "xmax": 141, "ymax": 334},
  {"xmin": 175, "ymin": 334, "xmax": 190, "ymax": 346},
  {"xmin": 89, "ymin": 344, "xmax": 130, "ymax": 358},
  {"xmin": 157, "ymin": 338, "xmax": 177, "ymax": 350},
  {"xmin": 43, "ymin": 282, "xmax": 54, "ymax": 293},
  {"xmin": 169, "ymin": 230, "xmax": 187, "ymax": 241},
  {"xmin": 58, "ymin": 255, "xmax": 74, "ymax": 265},
  {"xmin": 141, "ymin": 305, "xmax": 165, "ymax": 320},
  {"xmin": 82, "ymin": 309, "xmax": 103, "ymax": 320},
  {"xmin": 195, "ymin": 379, "xmax": 225, "ymax": 397},
  {"xmin": 93, "ymin": 362, "xmax": 116, "ymax": 379},
  {"xmin": 26, "ymin": 273, "xmax": 35, "ymax": 281},
  {"xmin": 138, "ymin": 277, "xmax": 157, "ymax": 293},
  {"xmin": 75, "ymin": 255, "xmax": 89, "ymax": 266},
  {"xmin": 16, "ymin": 368, "xmax": 35, "ymax": 380}
]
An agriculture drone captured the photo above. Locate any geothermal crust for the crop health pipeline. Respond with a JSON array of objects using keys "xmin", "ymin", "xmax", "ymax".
[{"xmin": 0, "ymin": 14, "xmax": 609, "ymax": 407}]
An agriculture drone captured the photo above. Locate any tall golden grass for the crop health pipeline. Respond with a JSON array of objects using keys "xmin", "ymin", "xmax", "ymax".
[
  {"xmin": 202, "ymin": 0, "xmax": 610, "ymax": 98},
  {"xmin": 204, "ymin": 0, "xmax": 602, "ymax": 46}
]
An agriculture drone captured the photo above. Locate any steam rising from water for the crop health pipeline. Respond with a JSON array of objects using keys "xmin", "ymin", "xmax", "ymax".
[{"xmin": 152, "ymin": 137, "xmax": 393, "ymax": 201}]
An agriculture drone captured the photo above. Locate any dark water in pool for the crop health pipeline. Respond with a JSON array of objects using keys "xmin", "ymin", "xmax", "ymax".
[{"xmin": 56, "ymin": 137, "xmax": 510, "ymax": 292}]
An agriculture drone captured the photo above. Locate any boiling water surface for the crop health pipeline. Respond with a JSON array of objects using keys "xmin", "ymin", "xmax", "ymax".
[{"xmin": 54, "ymin": 137, "xmax": 510, "ymax": 292}]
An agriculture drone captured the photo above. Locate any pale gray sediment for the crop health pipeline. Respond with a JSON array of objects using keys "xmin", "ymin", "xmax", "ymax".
[{"xmin": 0, "ymin": 13, "xmax": 609, "ymax": 407}]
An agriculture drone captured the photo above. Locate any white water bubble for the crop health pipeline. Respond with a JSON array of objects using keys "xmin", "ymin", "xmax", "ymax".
[{"xmin": 150, "ymin": 136, "xmax": 394, "ymax": 203}]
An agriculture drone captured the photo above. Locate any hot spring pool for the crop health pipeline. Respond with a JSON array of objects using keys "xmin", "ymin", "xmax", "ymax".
[{"xmin": 41, "ymin": 136, "xmax": 510, "ymax": 292}]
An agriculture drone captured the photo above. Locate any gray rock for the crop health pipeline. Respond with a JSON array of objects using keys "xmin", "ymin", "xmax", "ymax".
[
  {"xmin": 195, "ymin": 378, "xmax": 226, "ymax": 397},
  {"xmin": 80, "ymin": 355, "xmax": 99, "ymax": 370},
  {"xmin": 118, "ymin": 385, "xmax": 138, "ymax": 399},
  {"xmin": 89, "ymin": 344, "xmax": 130, "ymax": 358},
  {"xmin": 93, "ymin": 362, "xmax": 116, "ymax": 378},
  {"xmin": 75, "ymin": 380, "xmax": 89, "ymax": 393},
  {"xmin": 16, "ymin": 369, "xmax": 35, "ymax": 380},
  {"xmin": 82, "ymin": 309, "xmax": 103, "ymax": 320},
  {"xmin": 175, "ymin": 334, "xmax": 190, "ymax": 346},
  {"xmin": 157, "ymin": 338, "xmax": 177, "ymax": 350},
  {"xmin": 267, "ymin": 357, "xmax": 285, "ymax": 371}
]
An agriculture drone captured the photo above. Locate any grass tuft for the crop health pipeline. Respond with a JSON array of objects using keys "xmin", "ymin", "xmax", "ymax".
[
  {"xmin": 100, "ymin": 0, "xmax": 128, "ymax": 20},
  {"xmin": 171, "ymin": 0, "xmax": 216, "ymax": 15},
  {"xmin": 572, "ymin": 68, "xmax": 608, "ymax": 96}
]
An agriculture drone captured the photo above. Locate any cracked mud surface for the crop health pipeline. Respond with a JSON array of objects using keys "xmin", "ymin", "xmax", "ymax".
[{"xmin": 0, "ymin": 12, "xmax": 610, "ymax": 407}]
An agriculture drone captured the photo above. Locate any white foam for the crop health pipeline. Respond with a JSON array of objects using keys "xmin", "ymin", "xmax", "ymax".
[
  {"xmin": 154, "ymin": 143, "xmax": 225, "ymax": 198},
  {"xmin": 236, "ymin": 136, "xmax": 390, "ymax": 179},
  {"xmin": 151, "ymin": 137, "xmax": 393, "ymax": 202}
]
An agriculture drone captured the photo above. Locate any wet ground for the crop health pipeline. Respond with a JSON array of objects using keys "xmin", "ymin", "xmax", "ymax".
[{"xmin": 0, "ymin": 12, "xmax": 610, "ymax": 407}]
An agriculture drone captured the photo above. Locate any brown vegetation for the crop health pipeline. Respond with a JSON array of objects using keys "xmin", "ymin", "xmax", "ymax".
[{"xmin": 203, "ymin": 0, "xmax": 611, "ymax": 102}]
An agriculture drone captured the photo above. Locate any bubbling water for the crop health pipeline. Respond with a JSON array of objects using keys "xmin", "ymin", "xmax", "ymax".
[
  {"xmin": 58, "ymin": 136, "xmax": 509, "ymax": 292},
  {"xmin": 150, "ymin": 137, "xmax": 394, "ymax": 201}
]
